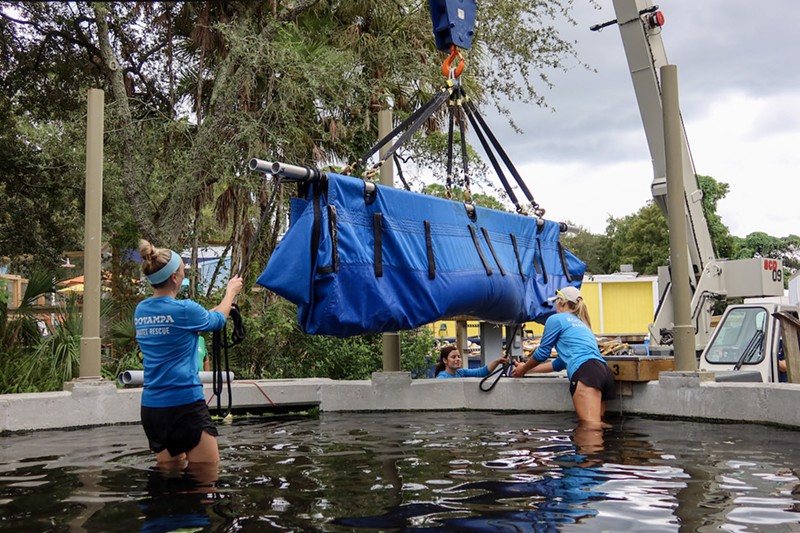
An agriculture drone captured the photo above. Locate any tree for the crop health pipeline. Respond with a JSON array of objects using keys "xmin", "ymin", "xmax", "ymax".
[
  {"xmin": 0, "ymin": 1, "xmax": 592, "ymax": 385},
  {"xmin": 560, "ymin": 225, "xmax": 613, "ymax": 276},
  {"xmin": 0, "ymin": 94, "xmax": 85, "ymax": 272},
  {"xmin": 422, "ymin": 183, "xmax": 508, "ymax": 211},
  {"xmin": 605, "ymin": 202, "xmax": 669, "ymax": 275},
  {"xmin": 697, "ymin": 174, "xmax": 736, "ymax": 259},
  {"xmin": 1, "ymin": 0, "xmax": 583, "ymax": 268},
  {"xmin": 734, "ymin": 232, "xmax": 800, "ymax": 280},
  {"xmin": 595, "ymin": 174, "xmax": 740, "ymax": 276}
]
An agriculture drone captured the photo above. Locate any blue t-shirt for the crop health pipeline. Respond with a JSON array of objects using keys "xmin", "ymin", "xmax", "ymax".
[
  {"xmin": 436, "ymin": 365, "xmax": 490, "ymax": 378},
  {"xmin": 135, "ymin": 296, "xmax": 226, "ymax": 407},
  {"xmin": 532, "ymin": 313, "xmax": 604, "ymax": 380}
]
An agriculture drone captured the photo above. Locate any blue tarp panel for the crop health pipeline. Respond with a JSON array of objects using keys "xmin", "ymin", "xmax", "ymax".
[{"xmin": 257, "ymin": 173, "xmax": 586, "ymax": 337}]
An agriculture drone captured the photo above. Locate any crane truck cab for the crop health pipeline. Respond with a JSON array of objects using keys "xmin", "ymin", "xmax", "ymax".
[{"xmin": 700, "ymin": 302, "xmax": 798, "ymax": 383}]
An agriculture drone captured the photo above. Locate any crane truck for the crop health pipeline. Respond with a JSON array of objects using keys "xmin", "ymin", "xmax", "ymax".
[{"xmin": 604, "ymin": 0, "xmax": 798, "ymax": 382}]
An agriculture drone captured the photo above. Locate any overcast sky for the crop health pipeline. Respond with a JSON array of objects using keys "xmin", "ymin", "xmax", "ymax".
[{"xmin": 479, "ymin": 0, "xmax": 800, "ymax": 240}]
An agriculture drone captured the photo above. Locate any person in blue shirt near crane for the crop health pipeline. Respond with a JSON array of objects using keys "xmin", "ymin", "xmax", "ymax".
[{"xmin": 511, "ymin": 286, "xmax": 616, "ymax": 425}]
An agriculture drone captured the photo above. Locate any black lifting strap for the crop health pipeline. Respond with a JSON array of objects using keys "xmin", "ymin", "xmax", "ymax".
[
  {"xmin": 461, "ymin": 98, "xmax": 522, "ymax": 213},
  {"xmin": 459, "ymin": 88, "xmax": 542, "ymax": 215},
  {"xmin": 211, "ymin": 173, "xmax": 280, "ymax": 417},
  {"xmin": 359, "ymin": 83, "xmax": 455, "ymax": 174},
  {"xmin": 479, "ymin": 324, "xmax": 520, "ymax": 392},
  {"xmin": 446, "ymin": 102, "xmax": 456, "ymax": 194},
  {"xmin": 445, "ymin": 90, "xmax": 472, "ymax": 200}
]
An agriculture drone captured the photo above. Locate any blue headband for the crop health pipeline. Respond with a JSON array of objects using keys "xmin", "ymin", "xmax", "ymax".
[{"xmin": 146, "ymin": 250, "xmax": 181, "ymax": 285}]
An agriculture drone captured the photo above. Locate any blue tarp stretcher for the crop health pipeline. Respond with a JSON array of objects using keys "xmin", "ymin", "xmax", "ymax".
[{"xmin": 256, "ymin": 172, "xmax": 586, "ymax": 337}]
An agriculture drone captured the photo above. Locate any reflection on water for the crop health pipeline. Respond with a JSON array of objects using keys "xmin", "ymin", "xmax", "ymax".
[{"xmin": 1, "ymin": 413, "xmax": 799, "ymax": 531}]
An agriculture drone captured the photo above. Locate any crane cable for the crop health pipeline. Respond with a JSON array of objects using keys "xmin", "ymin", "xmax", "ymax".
[{"xmin": 349, "ymin": 42, "xmax": 544, "ymax": 218}]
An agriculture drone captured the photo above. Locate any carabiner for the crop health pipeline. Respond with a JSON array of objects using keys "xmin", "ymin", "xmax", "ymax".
[{"xmin": 441, "ymin": 45, "xmax": 465, "ymax": 79}]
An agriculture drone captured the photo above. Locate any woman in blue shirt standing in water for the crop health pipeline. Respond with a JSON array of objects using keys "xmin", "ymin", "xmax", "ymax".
[
  {"xmin": 511, "ymin": 286, "xmax": 616, "ymax": 425},
  {"xmin": 435, "ymin": 345, "xmax": 508, "ymax": 378},
  {"xmin": 135, "ymin": 239, "xmax": 243, "ymax": 467}
]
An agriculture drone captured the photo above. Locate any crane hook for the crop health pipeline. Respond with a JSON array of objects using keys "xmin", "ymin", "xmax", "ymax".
[{"xmin": 441, "ymin": 45, "xmax": 465, "ymax": 79}]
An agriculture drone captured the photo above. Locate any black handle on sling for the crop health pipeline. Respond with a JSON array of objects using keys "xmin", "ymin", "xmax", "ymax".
[
  {"xmin": 211, "ymin": 304, "xmax": 246, "ymax": 417},
  {"xmin": 479, "ymin": 324, "xmax": 520, "ymax": 392}
]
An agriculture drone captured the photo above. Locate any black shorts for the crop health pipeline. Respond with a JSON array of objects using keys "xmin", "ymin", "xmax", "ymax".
[
  {"xmin": 141, "ymin": 399, "xmax": 219, "ymax": 457},
  {"xmin": 570, "ymin": 359, "xmax": 617, "ymax": 401}
]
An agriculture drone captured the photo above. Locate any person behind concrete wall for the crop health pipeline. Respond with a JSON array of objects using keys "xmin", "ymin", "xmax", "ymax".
[
  {"xmin": 435, "ymin": 345, "xmax": 508, "ymax": 378},
  {"xmin": 511, "ymin": 286, "xmax": 615, "ymax": 425},
  {"xmin": 135, "ymin": 239, "xmax": 243, "ymax": 467}
]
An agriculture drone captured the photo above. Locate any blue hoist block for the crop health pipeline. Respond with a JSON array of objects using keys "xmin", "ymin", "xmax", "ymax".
[{"xmin": 429, "ymin": 0, "xmax": 477, "ymax": 52}]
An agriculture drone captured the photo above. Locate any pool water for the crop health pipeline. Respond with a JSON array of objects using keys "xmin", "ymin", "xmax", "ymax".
[{"xmin": 1, "ymin": 412, "xmax": 799, "ymax": 532}]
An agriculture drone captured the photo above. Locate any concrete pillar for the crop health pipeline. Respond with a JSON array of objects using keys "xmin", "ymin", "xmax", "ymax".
[
  {"xmin": 661, "ymin": 65, "xmax": 696, "ymax": 371},
  {"xmin": 480, "ymin": 322, "xmax": 503, "ymax": 365},
  {"xmin": 378, "ymin": 108, "xmax": 401, "ymax": 372},
  {"xmin": 78, "ymin": 88, "xmax": 104, "ymax": 380}
]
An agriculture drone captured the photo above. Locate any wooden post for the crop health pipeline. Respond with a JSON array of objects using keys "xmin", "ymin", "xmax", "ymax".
[
  {"xmin": 78, "ymin": 88, "xmax": 104, "ymax": 380},
  {"xmin": 378, "ymin": 108, "xmax": 401, "ymax": 372}
]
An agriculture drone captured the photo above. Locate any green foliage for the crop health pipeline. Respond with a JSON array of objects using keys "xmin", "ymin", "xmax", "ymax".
[
  {"xmin": 604, "ymin": 202, "xmax": 669, "ymax": 275},
  {"xmin": 422, "ymin": 183, "xmax": 509, "ymax": 211},
  {"xmin": 0, "ymin": 274, "xmax": 131, "ymax": 393},
  {"xmin": 734, "ymin": 232, "xmax": 800, "ymax": 282},
  {"xmin": 697, "ymin": 174, "xmax": 736, "ymax": 258},
  {"xmin": 13, "ymin": 296, "xmax": 83, "ymax": 393},
  {"xmin": 0, "ymin": 278, "xmax": 8, "ymax": 307},
  {"xmin": 0, "ymin": 269, "xmax": 56, "ymax": 353},
  {"xmin": 102, "ymin": 300, "xmax": 143, "ymax": 381},
  {"xmin": 587, "ymin": 174, "xmax": 739, "ymax": 275},
  {"xmin": 399, "ymin": 327, "xmax": 436, "ymax": 378},
  {"xmin": 0, "ymin": 109, "xmax": 84, "ymax": 272},
  {"xmin": 0, "ymin": 269, "xmax": 59, "ymax": 393},
  {"xmin": 211, "ymin": 297, "xmax": 435, "ymax": 381},
  {"xmin": 560, "ymin": 225, "xmax": 614, "ymax": 276}
]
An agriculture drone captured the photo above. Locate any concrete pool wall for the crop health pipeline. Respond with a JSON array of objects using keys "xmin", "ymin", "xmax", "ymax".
[{"xmin": 2, "ymin": 371, "xmax": 800, "ymax": 432}]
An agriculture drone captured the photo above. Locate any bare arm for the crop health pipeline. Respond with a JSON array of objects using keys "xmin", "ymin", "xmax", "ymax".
[
  {"xmin": 511, "ymin": 358, "xmax": 554, "ymax": 377},
  {"xmin": 487, "ymin": 356, "xmax": 509, "ymax": 373},
  {"xmin": 210, "ymin": 276, "xmax": 244, "ymax": 319}
]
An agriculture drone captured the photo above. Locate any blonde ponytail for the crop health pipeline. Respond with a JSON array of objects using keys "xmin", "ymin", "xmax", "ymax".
[{"xmin": 564, "ymin": 299, "xmax": 593, "ymax": 329}]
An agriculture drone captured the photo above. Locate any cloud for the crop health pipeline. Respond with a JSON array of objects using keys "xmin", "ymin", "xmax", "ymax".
[{"xmin": 474, "ymin": 0, "xmax": 800, "ymax": 240}]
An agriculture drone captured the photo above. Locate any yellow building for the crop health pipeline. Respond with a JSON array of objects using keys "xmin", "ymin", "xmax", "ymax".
[{"xmin": 430, "ymin": 273, "xmax": 658, "ymax": 339}]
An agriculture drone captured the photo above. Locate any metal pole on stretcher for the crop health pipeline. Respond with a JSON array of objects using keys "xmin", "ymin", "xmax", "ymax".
[{"xmin": 249, "ymin": 158, "xmax": 579, "ymax": 234}]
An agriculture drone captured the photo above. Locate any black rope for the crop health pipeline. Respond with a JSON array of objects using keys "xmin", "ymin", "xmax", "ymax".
[
  {"xmin": 456, "ymin": 93, "xmax": 471, "ymax": 198},
  {"xmin": 464, "ymin": 98, "xmax": 539, "ymax": 211},
  {"xmin": 361, "ymin": 84, "xmax": 454, "ymax": 174},
  {"xmin": 211, "ymin": 304, "xmax": 245, "ymax": 417},
  {"xmin": 210, "ymin": 173, "xmax": 279, "ymax": 417},
  {"xmin": 461, "ymin": 97, "xmax": 523, "ymax": 213},
  {"xmin": 446, "ymin": 103, "xmax": 456, "ymax": 197},
  {"xmin": 479, "ymin": 324, "xmax": 520, "ymax": 392}
]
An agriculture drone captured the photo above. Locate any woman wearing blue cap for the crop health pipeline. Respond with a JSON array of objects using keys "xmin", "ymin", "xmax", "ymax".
[
  {"xmin": 511, "ymin": 286, "xmax": 615, "ymax": 425},
  {"xmin": 135, "ymin": 239, "xmax": 243, "ymax": 466}
]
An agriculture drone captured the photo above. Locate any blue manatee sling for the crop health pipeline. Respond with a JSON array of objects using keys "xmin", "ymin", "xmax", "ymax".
[{"xmin": 256, "ymin": 172, "xmax": 585, "ymax": 337}]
